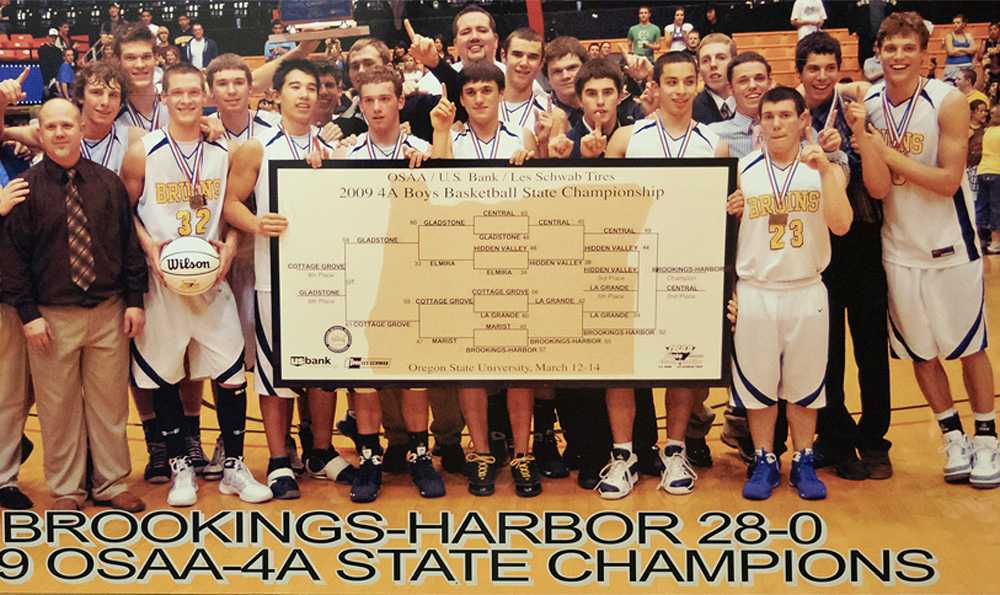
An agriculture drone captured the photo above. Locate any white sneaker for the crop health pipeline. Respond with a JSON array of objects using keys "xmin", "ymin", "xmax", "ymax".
[
  {"xmin": 167, "ymin": 457, "xmax": 198, "ymax": 507},
  {"xmin": 659, "ymin": 449, "xmax": 698, "ymax": 495},
  {"xmin": 596, "ymin": 448, "xmax": 639, "ymax": 500},
  {"xmin": 202, "ymin": 437, "xmax": 224, "ymax": 481},
  {"xmin": 941, "ymin": 431, "xmax": 972, "ymax": 483},
  {"xmin": 970, "ymin": 435, "xmax": 1000, "ymax": 488},
  {"xmin": 220, "ymin": 457, "xmax": 273, "ymax": 503}
]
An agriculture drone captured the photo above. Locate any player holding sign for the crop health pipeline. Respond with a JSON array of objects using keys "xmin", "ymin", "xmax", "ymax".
[
  {"xmin": 429, "ymin": 62, "xmax": 538, "ymax": 498},
  {"xmin": 858, "ymin": 13, "xmax": 1000, "ymax": 487},
  {"xmin": 223, "ymin": 59, "xmax": 353, "ymax": 501},
  {"xmin": 731, "ymin": 86, "xmax": 852, "ymax": 501},
  {"xmin": 121, "ymin": 63, "xmax": 271, "ymax": 507}
]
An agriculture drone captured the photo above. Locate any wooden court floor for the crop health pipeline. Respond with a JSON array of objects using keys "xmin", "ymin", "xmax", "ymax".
[{"xmin": 8, "ymin": 260, "xmax": 1000, "ymax": 594}]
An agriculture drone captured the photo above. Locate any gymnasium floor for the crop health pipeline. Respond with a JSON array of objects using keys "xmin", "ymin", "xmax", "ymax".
[{"xmin": 11, "ymin": 261, "xmax": 1000, "ymax": 594}]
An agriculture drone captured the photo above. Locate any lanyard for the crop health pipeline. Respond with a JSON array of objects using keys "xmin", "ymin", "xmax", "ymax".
[
  {"xmin": 501, "ymin": 98, "xmax": 532, "ymax": 129},
  {"xmin": 881, "ymin": 78, "xmax": 926, "ymax": 151},
  {"xmin": 763, "ymin": 148, "xmax": 801, "ymax": 212},
  {"xmin": 367, "ymin": 133, "xmax": 404, "ymax": 160},
  {"xmin": 468, "ymin": 125, "xmax": 500, "ymax": 160},
  {"xmin": 80, "ymin": 126, "xmax": 117, "ymax": 169},
  {"xmin": 656, "ymin": 115, "xmax": 694, "ymax": 158},
  {"xmin": 126, "ymin": 97, "xmax": 160, "ymax": 131}
]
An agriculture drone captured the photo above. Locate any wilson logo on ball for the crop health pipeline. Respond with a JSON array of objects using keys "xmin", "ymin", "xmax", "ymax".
[{"xmin": 164, "ymin": 257, "xmax": 214, "ymax": 271}]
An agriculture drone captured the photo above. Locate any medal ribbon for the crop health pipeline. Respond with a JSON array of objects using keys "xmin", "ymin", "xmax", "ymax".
[
  {"xmin": 763, "ymin": 148, "xmax": 801, "ymax": 212},
  {"xmin": 80, "ymin": 126, "xmax": 117, "ymax": 169},
  {"xmin": 469, "ymin": 125, "xmax": 500, "ymax": 160},
  {"xmin": 165, "ymin": 131, "xmax": 204, "ymax": 204},
  {"xmin": 127, "ymin": 97, "xmax": 160, "ymax": 131},
  {"xmin": 367, "ymin": 133, "xmax": 404, "ymax": 160},
  {"xmin": 501, "ymin": 97, "xmax": 532, "ymax": 129},
  {"xmin": 656, "ymin": 116, "xmax": 695, "ymax": 158},
  {"xmin": 824, "ymin": 88, "xmax": 840, "ymax": 131},
  {"xmin": 283, "ymin": 127, "xmax": 313, "ymax": 160},
  {"xmin": 881, "ymin": 78, "xmax": 926, "ymax": 151},
  {"xmin": 225, "ymin": 111, "xmax": 254, "ymax": 141}
]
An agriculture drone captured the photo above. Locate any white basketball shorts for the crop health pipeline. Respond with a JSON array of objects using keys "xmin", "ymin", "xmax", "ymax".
[{"xmin": 730, "ymin": 280, "xmax": 828, "ymax": 410}]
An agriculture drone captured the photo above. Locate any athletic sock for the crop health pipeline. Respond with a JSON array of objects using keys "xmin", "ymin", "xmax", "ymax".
[
  {"xmin": 974, "ymin": 411, "xmax": 997, "ymax": 438},
  {"xmin": 214, "ymin": 383, "xmax": 248, "ymax": 457},
  {"xmin": 141, "ymin": 418, "xmax": 160, "ymax": 447},
  {"xmin": 613, "ymin": 441, "xmax": 633, "ymax": 456},
  {"xmin": 533, "ymin": 399, "xmax": 557, "ymax": 433},
  {"xmin": 935, "ymin": 408, "xmax": 963, "ymax": 435},
  {"xmin": 152, "ymin": 384, "xmax": 188, "ymax": 458},
  {"xmin": 359, "ymin": 433, "xmax": 382, "ymax": 458},
  {"xmin": 267, "ymin": 456, "xmax": 292, "ymax": 474},
  {"xmin": 408, "ymin": 431, "xmax": 430, "ymax": 454}
]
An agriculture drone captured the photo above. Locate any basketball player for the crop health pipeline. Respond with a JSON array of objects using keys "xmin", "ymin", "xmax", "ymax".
[
  {"xmin": 572, "ymin": 52, "xmax": 728, "ymax": 500},
  {"xmin": 429, "ymin": 62, "xmax": 538, "ymax": 497},
  {"xmin": 223, "ymin": 59, "xmax": 356, "ymax": 500},
  {"xmin": 499, "ymin": 28, "xmax": 549, "ymax": 136},
  {"xmin": 858, "ymin": 12, "xmax": 1000, "ymax": 487},
  {"xmin": 732, "ymin": 86, "xmax": 852, "ymax": 500},
  {"xmin": 114, "ymin": 24, "xmax": 170, "ymax": 132},
  {"xmin": 121, "ymin": 63, "xmax": 272, "ymax": 506},
  {"xmin": 332, "ymin": 64, "xmax": 445, "ymax": 503}
]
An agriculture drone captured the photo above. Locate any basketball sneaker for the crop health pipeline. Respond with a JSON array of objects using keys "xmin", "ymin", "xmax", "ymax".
[
  {"xmin": 509, "ymin": 454, "xmax": 542, "ymax": 498},
  {"xmin": 219, "ymin": 457, "xmax": 272, "ymax": 503},
  {"xmin": 267, "ymin": 467, "xmax": 300, "ymax": 500},
  {"xmin": 970, "ymin": 435, "xmax": 1000, "ymax": 488},
  {"xmin": 144, "ymin": 441, "xmax": 170, "ymax": 484},
  {"xmin": 336, "ymin": 412, "xmax": 361, "ymax": 451},
  {"xmin": 743, "ymin": 450, "xmax": 780, "ymax": 500},
  {"xmin": 658, "ymin": 446, "xmax": 697, "ymax": 495},
  {"xmin": 306, "ymin": 447, "xmax": 356, "ymax": 484},
  {"xmin": 167, "ymin": 457, "xmax": 198, "ymax": 507},
  {"xmin": 790, "ymin": 449, "xmax": 827, "ymax": 500},
  {"xmin": 942, "ymin": 431, "xmax": 972, "ymax": 483},
  {"xmin": 351, "ymin": 448, "xmax": 383, "ymax": 503},
  {"xmin": 202, "ymin": 436, "xmax": 224, "ymax": 481},
  {"xmin": 596, "ymin": 448, "xmax": 639, "ymax": 500},
  {"xmin": 465, "ymin": 452, "xmax": 497, "ymax": 496},
  {"xmin": 185, "ymin": 435, "xmax": 209, "ymax": 474},
  {"xmin": 408, "ymin": 446, "xmax": 446, "ymax": 498}
]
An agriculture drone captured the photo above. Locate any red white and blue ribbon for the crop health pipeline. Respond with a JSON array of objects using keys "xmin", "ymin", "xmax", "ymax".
[
  {"xmin": 165, "ymin": 131, "xmax": 204, "ymax": 201},
  {"xmin": 763, "ymin": 147, "xmax": 801, "ymax": 211},
  {"xmin": 656, "ymin": 115, "xmax": 695, "ymax": 158},
  {"xmin": 881, "ymin": 77, "xmax": 926, "ymax": 151},
  {"xmin": 80, "ymin": 126, "xmax": 117, "ymax": 169},
  {"xmin": 367, "ymin": 133, "xmax": 405, "ymax": 160}
]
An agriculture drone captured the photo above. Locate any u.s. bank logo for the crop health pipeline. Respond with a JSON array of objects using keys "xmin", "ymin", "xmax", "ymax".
[
  {"xmin": 291, "ymin": 355, "xmax": 332, "ymax": 367},
  {"xmin": 324, "ymin": 325, "xmax": 352, "ymax": 353}
]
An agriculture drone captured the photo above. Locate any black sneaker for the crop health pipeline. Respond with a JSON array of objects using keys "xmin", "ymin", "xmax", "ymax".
[
  {"xmin": 336, "ymin": 414, "xmax": 361, "ymax": 451},
  {"xmin": 351, "ymin": 450, "xmax": 383, "ymax": 503},
  {"xmin": 578, "ymin": 468, "xmax": 600, "ymax": 489},
  {"xmin": 267, "ymin": 467, "xmax": 301, "ymax": 499},
  {"xmin": 306, "ymin": 448, "xmax": 357, "ymax": 484},
  {"xmin": 185, "ymin": 435, "xmax": 209, "ymax": 474},
  {"xmin": 0, "ymin": 485, "xmax": 32, "ymax": 509},
  {"xmin": 19, "ymin": 435, "xmax": 32, "ymax": 464},
  {"xmin": 532, "ymin": 431, "xmax": 570, "ymax": 478},
  {"xmin": 464, "ymin": 452, "xmax": 497, "ymax": 496},
  {"xmin": 383, "ymin": 444, "xmax": 408, "ymax": 474},
  {"xmin": 144, "ymin": 441, "xmax": 170, "ymax": 484},
  {"xmin": 438, "ymin": 443, "xmax": 465, "ymax": 474},
  {"xmin": 510, "ymin": 454, "xmax": 542, "ymax": 497},
  {"xmin": 637, "ymin": 445, "xmax": 666, "ymax": 476},
  {"xmin": 561, "ymin": 442, "xmax": 580, "ymax": 471},
  {"xmin": 408, "ymin": 447, "xmax": 445, "ymax": 498},
  {"xmin": 685, "ymin": 437, "xmax": 714, "ymax": 468}
]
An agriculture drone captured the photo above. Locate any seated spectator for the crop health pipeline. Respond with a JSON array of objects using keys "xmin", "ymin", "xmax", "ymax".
[
  {"xmin": 701, "ymin": 4, "xmax": 728, "ymax": 37},
  {"xmin": 600, "ymin": 41, "xmax": 613, "ymax": 58},
  {"xmin": 174, "ymin": 13, "xmax": 194, "ymax": 48},
  {"xmin": 684, "ymin": 30, "xmax": 700, "ymax": 61},
  {"xmin": 588, "ymin": 43, "xmax": 601, "ymax": 60},
  {"xmin": 183, "ymin": 23, "xmax": 219, "ymax": 69},
  {"xmin": 944, "ymin": 13, "xmax": 977, "ymax": 81},
  {"xmin": 139, "ymin": 10, "xmax": 159, "ymax": 37},
  {"xmin": 265, "ymin": 19, "xmax": 295, "ymax": 62},
  {"xmin": 958, "ymin": 69, "xmax": 991, "ymax": 107}
]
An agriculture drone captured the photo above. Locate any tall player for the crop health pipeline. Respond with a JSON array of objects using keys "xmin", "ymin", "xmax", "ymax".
[
  {"xmin": 733, "ymin": 86, "xmax": 852, "ymax": 500},
  {"xmin": 223, "ymin": 59, "xmax": 356, "ymax": 500},
  {"xmin": 336, "ymin": 65, "xmax": 444, "ymax": 504},
  {"xmin": 429, "ymin": 62, "xmax": 538, "ymax": 497},
  {"xmin": 120, "ymin": 63, "xmax": 272, "ymax": 506},
  {"xmin": 114, "ymin": 24, "xmax": 169, "ymax": 132},
  {"xmin": 582, "ymin": 52, "xmax": 729, "ymax": 500},
  {"xmin": 858, "ymin": 12, "xmax": 1000, "ymax": 487},
  {"xmin": 499, "ymin": 28, "xmax": 549, "ymax": 137}
]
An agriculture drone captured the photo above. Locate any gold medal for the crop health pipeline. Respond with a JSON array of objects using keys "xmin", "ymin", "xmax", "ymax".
[{"xmin": 190, "ymin": 188, "xmax": 206, "ymax": 209}]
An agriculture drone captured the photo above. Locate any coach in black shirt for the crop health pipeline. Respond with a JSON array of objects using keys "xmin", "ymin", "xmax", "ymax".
[{"xmin": 1, "ymin": 98, "xmax": 147, "ymax": 512}]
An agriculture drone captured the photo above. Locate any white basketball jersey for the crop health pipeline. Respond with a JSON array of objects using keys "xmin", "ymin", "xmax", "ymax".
[
  {"xmin": 864, "ymin": 78, "xmax": 979, "ymax": 268},
  {"xmin": 736, "ymin": 150, "xmax": 830, "ymax": 285},
  {"xmin": 499, "ymin": 94, "xmax": 547, "ymax": 134},
  {"xmin": 347, "ymin": 132, "xmax": 429, "ymax": 160},
  {"xmin": 625, "ymin": 117, "xmax": 720, "ymax": 158},
  {"xmin": 136, "ymin": 130, "xmax": 228, "ymax": 245},
  {"xmin": 116, "ymin": 99, "xmax": 170, "ymax": 132},
  {"xmin": 451, "ymin": 121, "xmax": 524, "ymax": 159},
  {"xmin": 80, "ymin": 122, "xmax": 131, "ymax": 174},
  {"xmin": 253, "ymin": 125, "xmax": 335, "ymax": 292}
]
